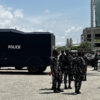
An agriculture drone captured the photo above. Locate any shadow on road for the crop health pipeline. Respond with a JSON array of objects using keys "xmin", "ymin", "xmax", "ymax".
[
  {"xmin": 98, "ymin": 87, "xmax": 100, "ymax": 89},
  {"xmin": 0, "ymin": 69, "xmax": 27, "ymax": 70},
  {"xmin": 39, "ymin": 92, "xmax": 54, "ymax": 94},
  {"xmin": 40, "ymin": 92, "xmax": 77, "ymax": 95},
  {"xmin": 62, "ymin": 92, "xmax": 77, "ymax": 95},
  {"xmin": 40, "ymin": 88, "xmax": 54, "ymax": 94},
  {"xmin": 40, "ymin": 88, "xmax": 52, "ymax": 90},
  {"xmin": 0, "ymin": 70, "xmax": 49, "ymax": 75}
]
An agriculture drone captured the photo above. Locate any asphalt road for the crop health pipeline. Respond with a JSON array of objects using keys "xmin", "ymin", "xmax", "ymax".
[{"xmin": 0, "ymin": 67, "xmax": 100, "ymax": 100}]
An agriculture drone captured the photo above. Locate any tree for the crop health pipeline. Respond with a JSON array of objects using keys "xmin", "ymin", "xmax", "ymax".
[
  {"xmin": 56, "ymin": 46, "xmax": 67, "ymax": 52},
  {"xmin": 71, "ymin": 46, "xmax": 79, "ymax": 50},
  {"xmin": 78, "ymin": 42, "xmax": 91, "ymax": 52}
]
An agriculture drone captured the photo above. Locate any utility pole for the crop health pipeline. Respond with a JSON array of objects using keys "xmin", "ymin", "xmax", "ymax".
[{"xmin": 91, "ymin": 0, "xmax": 94, "ymax": 51}]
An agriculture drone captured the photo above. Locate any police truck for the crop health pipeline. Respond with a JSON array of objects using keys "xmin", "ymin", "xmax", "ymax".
[{"xmin": 0, "ymin": 29, "xmax": 55, "ymax": 73}]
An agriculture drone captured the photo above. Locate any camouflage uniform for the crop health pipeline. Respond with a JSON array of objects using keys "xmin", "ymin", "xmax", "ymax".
[
  {"xmin": 94, "ymin": 54, "xmax": 98, "ymax": 70},
  {"xmin": 72, "ymin": 54, "xmax": 85, "ymax": 94},
  {"xmin": 51, "ymin": 56, "xmax": 62, "ymax": 93},
  {"xmin": 65, "ymin": 53, "xmax": 73, "ymax": 89},
  {"xmin": 83, "ymin": 54, "xmax": 88, "ymax": 81},
  {"xmin": 59, "ymin": 50, "xmax": 73, "ymax": 89},
  {"xmin": 59, "ymin": 53, "xmax": 67, "ymax": 88}
]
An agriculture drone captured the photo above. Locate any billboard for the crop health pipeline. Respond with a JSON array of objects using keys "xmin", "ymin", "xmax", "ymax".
[{"xmin": 95, "ymin": 0, "xmax": 100, "ymax": 27}]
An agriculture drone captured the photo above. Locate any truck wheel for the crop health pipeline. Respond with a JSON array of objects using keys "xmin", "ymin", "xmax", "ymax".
[
  {"xmin": 28, "ymin": 66, "xmax": 40, "ymax": 73},
  {"xmin": 15, "ymin": 66, "xmax": 23, "ymax": 70},
  {"xmin": 27, "ymin": 57, "xmax": 45, "ymax": 73},
  {"xmin": 38, "ymin": 67, "xmax": 47, "ymax": 73}
]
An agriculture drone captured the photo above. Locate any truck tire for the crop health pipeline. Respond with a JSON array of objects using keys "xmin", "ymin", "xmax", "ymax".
[
  {"xmin": 38, "ymin": 67, "xmax": 47, "ymax": 73},
  {"xmin": 27, "ymin": 57, "xmax": 45, "ymax": 73},
  {"xmin": 15, "ymin": 66, "xmax": 23, "ymax": 70},
  {"xmin": 28, "ymin": 66, "xmax": 40, "ymax": 73}
]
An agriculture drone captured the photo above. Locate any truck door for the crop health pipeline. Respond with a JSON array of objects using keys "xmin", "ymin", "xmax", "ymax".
[{"xmin": 0, "ymin": 33, "xmax": 9, "ymax": 65}]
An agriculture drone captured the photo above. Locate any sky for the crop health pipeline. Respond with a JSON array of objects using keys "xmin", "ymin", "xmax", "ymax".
[{"xmin": 0, "ymin": 0, "xmax": 90, "ymax": 46}]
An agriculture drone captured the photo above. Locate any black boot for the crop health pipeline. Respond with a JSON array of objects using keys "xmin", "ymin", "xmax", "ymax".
[
  {"xmin": 75, "ymin": 90, "xmax": 77, "ymax": 94},
  {"xmin": 57, "ymin": 84, "xmax": 64, "ymax": 92},
  {"xmin": 76, "ymin": 90, "xmax": 81, "ymax": 94},
  {"xmin": 57, "ymin": 88, "xmax": 64, "ymax": 92},
  {"xmin": 51, "ymin": 86, "xmax": 54, "ymax": 90},
  {"xmin": 75, "ymin": 89, "xmax": 78, "ymax": 94},
  {"xmin": 75, "ymin": 88, "xmax": 81, "ymax": 94},
  {"xmin": 54, "ymin": 88, "xmax": 60, "ymax": 93},
  {"xmin": 68, "ymin": 80, "xmax": 72, "ymax": 89},
  {"xmin": 68, "ymin": 86, "xmax": 72, "ymax": 89},
  {"xmin": 64, "ymin": 84, "xmax": 68, "ymax": 89}
]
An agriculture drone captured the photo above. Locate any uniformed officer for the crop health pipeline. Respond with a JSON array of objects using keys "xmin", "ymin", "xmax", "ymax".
[
  {"xmin": 59, "ymin": 50, "xmax": 67, "ymax": 89},
  {"xmin": 83, "ymin": 52, "xmax": 88, "ymax": 81},
  {"xmin": 72, "ymin": 52, "xmax": 86, "ymax": 94},
  {"xmin": 50, "ymin": 50, "xmax": 63, "ymax": 93},
  {"xmin": 64, "ymin": 50, "xmax": 73, "ymax": 89},
  {"xmin": 94, "ymin": 53, "xmax": 98, "ymax": 70}
]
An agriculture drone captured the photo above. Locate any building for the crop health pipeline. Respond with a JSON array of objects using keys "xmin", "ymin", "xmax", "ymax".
[
  {"xmin": 95, "ymin": 0, "xmax": 100, "ymax": 27},
  {"xmin": 66, "ymin": 38, "xmax": 72, "ymax": 48},
  {"xmin": 81, "ymin": 27, "xmax": 100, "ymax": 51}
]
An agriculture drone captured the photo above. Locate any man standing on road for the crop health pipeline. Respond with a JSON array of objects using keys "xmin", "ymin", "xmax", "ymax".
[
  {"xmin": 59, "ymin": 50, "xmax": 67, "ymax": 89},
  {"xmin": 83, "ymin": 52, "xmax": 88, "ymax": 81},
  {"xmin": 64, "ymin": 50, "xmax": 73, "ymax": 89},
  {"xmin": 94, "ymin": 53, "xmax": 98, "ymax": 70},
  {"xmin": 72, "ymin": 52, "xmax": 86, "ymax": 94},
  {"xmin": 50, "ymin": 50, "xmax": 63, "ymax": 93}
]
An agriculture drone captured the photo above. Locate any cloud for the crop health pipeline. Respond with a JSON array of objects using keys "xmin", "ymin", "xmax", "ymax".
[
  {"xmin": 65, "ymin": 26, "xmax": 75, "ymax": 34},
  {"xmin": 0, "ymin": 5, "xmax": 83, "ymax": 46},
  {"xmin": 14, "ymin": 9, "xmax": 24, "ymax": 18},
  {"xmin": 65, "ymin": 26, "xmax": 82, "ymax": 35},
  {"xmin": 64, "ymin": 26, "xmax": 83, "ymax": 44},
  {"xmin": 0, "ymin": 5, "xmax": 13, "ymax": 19},
  {"xmin": 0, "ymin": 5, "xmax": 14, "ymax": 28},
  {"xmin": 0, "ymin": 5, "xmax": 24, "ymax": 28}
]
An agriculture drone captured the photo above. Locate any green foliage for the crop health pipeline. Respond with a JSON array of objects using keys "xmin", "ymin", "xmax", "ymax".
[
  {"xmin": 78, "ymin": 42, "xmax": 91, "ymax": 52},
  {"xmin": 94, "ymin": 39, "xmax": 100, "ymax": 42},
  {"xmin": 56, "ymin": 46, "xmax": 67, "ymax": 51},
  {"xmin": 56, "ymin": 45, "xmax": 78, "ymax": 51},
  {"xmin": 79, "ymin": 42, "xmax": 90, "ymax": 48},
  {"xmin": 56, "ymin": 42, "xmax": 91, "ymax": 52},
  {"xmin": 71, "ymin": 46, "xmax": 79, "ymax": 50}
]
